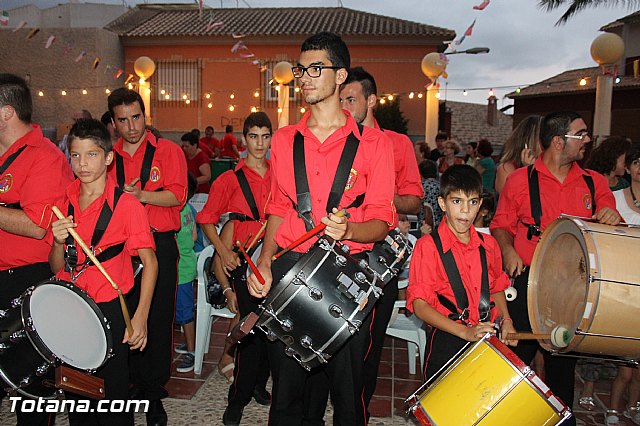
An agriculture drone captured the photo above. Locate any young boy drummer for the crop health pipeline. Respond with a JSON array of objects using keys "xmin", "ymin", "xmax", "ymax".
[
  {"xmin": 407, "ymin": 164, "xmax": 517, "ymax": 380},
  {"xmin": 49, "ymin": 118, "xmax": 158, "ymax": 425}
]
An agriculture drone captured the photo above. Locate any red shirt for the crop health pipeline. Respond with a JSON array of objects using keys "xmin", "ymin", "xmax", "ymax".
[
  {"xmin": 266, "ymin": 111, "xmax": 395, "ymax": 254},
  {"xmin": 490, "ymin": 156, "xmax": 617, "ymax": 266},
  {"xmin": 108, "ymin": 131, "xmax": 188, "ymax": 232},
  {"xmin": 198, "ymin": 141, "xmax": 214, "ymax": 158},
  {"xmin": 0, "ymin": 125, "xmax": 74, "ymax": 270},
  {"xmin": 219, "ymin": 133, "xmax": 238, "ymax": 159},
  {"xmin": 197, "ymin": 159, "xmax": 271, "ymax": 245},
  {"xmin": 200, "ymin": 136, "xmax": 220, "ymax": 153},
  {"xmin": 407, "ymin": 220, "xmax": 510, "ymax": 325},
  {"xmin": 438, "ymin": 156, "xmax": 465, "ymax": 174},
  {"xmin": 55, "ymin": 177, "xmax": 155, "ymax": 303},
  {"xmin": 186, "ymin": 150, "xmax": 211, "ymax": 194}
]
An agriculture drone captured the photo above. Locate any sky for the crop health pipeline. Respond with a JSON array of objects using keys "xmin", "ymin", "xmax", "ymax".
[{"xmin": 3, "ymin": 0, "xmax": 638, "ymax": 108}]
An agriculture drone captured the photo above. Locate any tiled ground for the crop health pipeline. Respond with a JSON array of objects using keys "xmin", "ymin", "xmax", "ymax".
[{"xmin": 0, "ymin": 315, "xmax": 632, "ymax": 425}]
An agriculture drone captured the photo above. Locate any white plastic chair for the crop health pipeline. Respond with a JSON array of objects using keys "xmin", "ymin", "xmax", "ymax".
[
  {"xmin": 386, "ymin": 300, "xmax": 427, "ymax": 376},
  {"xmin": 194, "ymin": 244, "xmax": 235, "ymax": 375}
]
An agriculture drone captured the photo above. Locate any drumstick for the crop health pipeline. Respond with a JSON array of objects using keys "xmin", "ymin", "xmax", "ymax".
[
  {"xmin": 127, "ymin": 177, "xmax": 140, "ymax": 187},
  {"xmin": 272, "ymin": 209, "xmax": 347, "ymax": 261},
  {"xmin": 235, "ymin": 240, "xmax": 265, "ymax": 284},
  {"xmin": 52, "ymin": 206, "xmax": 134, "ymax": 337},
  {"xmin": 506, "ymin": 326, "xmax": 571, "ymax": 348},
  {"xmin": 506, "ymin": 332, "xmax": 550, "ymax": 340},
  {"xmin": 246, "ymin": 221, "xmax": 267, "ymax": 251}
]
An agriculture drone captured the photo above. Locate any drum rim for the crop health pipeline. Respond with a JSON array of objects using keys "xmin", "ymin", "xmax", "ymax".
[
  {"xmin": 528, "ymin": 217, "xmax": 592, "ymax": 353},
  {"xmin": 22, "ymin": 279, "xmax": 113, "ymax": 371}
]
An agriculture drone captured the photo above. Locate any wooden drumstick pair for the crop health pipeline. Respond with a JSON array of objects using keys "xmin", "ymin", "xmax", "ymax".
[{"xmin": 52, "ymin": 206, "xmax": 134, "ymax": 337}]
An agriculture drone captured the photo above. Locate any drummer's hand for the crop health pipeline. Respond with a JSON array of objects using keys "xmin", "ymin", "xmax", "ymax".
[
  {"xmin": 247, "ymin": 256, "xmax": 272, "ymax": 298},
  {"xmin": 225, "ymin": 289, "xmax": 238, "ymax": 314},
  {"xmin": 123, "ymin": 183, "xmax": 143, "ymax": 202},
  {"xmin": 499, "ymin": 319, "xmax": 518, "ymax": 347},
  {"xmin": 219, "ymin": 248, "xmax": 241, "ymax": 277},
  {"xmin": 322, "ymin": 208, "xmax": 349, "ymax": 240},
  {"xmin": 520, "ymin": 146, "xmax": 536, "ymax": 166},
  {"xmin": 594, "ymin": 207, "xmax": 621, "ymax": 226},
  {"xmin": 125, "ymin": 314, "xmax": 148, "ymax": 350},
  {"xmin": 461, "ymin": 322, "xmax": 496, "ymax": 342},
  {"xmin": 503, "ymin": 247, "xmax": 524, "ymax": 278},
  {"xmin": 51, "ymin": 215, "xmax": 75, "ymax": 245}
]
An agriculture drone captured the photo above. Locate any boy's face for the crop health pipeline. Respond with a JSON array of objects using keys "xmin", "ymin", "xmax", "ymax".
[
  {"xmin": 438, "ymin": 190, "xmax": 482, "ymax": 241},
  {"xmin": 70, "ymin": 138, "xmax": 113, "ymax": 184},
  {"xmin": 297, "ymin": 49, "xmax": 346, "ymax": 105},
  {"xmin": 397, "ymin": 215, "xmax": 410, "ymax": 235},
  {"xmin": 111, "ymin": 101, "xmax": 146, "ymax": 146},
  {"xmin": 244, "ymin": 126, "xmax": 271, "ymax": 160}
]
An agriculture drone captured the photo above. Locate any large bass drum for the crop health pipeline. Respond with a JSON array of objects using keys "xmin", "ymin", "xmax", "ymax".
[{"xmin": 528, "ymin": 216, "xmax": 640, "ymax": 358}]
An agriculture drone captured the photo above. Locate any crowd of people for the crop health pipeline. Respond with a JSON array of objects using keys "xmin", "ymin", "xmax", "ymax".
[{"xmin": 0, "ymin": 28, "xmax": 638, "ymax": 426}]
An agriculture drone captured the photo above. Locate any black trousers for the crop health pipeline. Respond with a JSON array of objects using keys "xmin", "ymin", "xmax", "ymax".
[
  {"xmin": 267, "ymin": 250, "xmax": 371, "ymax": 426},
  {"xmin": 0, "ymin": 262, "xmax": 56, "ymax": 426},
  {"xmin": 422, "ymin": 328, "xmax": 468, "ymax": 382},
  {"xmin": 362, "ymin": 275, "xmax": 399, "ymax": 413},
  {"xmin": 509, "ymin": 270, "xmax": 577, "ymax": 426},
  {"xmin": 68, "ymin": 298, "xmax": 133, "ymax": 426},
  {"xmin": 226, "ymin": 268, "xmax": 270, "ymax": 410},
  {"xmin": 128, "ymin": 231, "xmax": 178, "ymax": 400}
]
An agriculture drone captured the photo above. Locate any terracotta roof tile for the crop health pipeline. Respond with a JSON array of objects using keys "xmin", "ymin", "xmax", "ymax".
[
  {"xmin": 106, "ymin": 5, "xmax": 455, "ymax": 39},
  {"xmin": 507, "ymin": 66, "xmax": 640, "ymax": 99},
  {"xmin": 445, "ymin": 101, "xmax": 513, "ymax": 150},
  {"xmin": 601, "ymin": 10, "xmax": 640, "ymax": 31}
]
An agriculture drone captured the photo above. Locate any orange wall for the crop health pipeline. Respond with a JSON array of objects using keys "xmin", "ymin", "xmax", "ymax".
[{"xmin": 124, "ymin": 42, "xmax": 435, "ymax": 136}]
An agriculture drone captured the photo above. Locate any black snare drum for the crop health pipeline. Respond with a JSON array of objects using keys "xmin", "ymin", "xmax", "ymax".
[
  {"xmin": 0, "ymin": 280, "xmax": 112, "ymax": 398},
  {"xmin": 366, "ymin": 230, "xmax": 413, "ymax": 285},
  {"xmin": 256, "ymin": 237, "xmax": 381, "ymax": 370}
]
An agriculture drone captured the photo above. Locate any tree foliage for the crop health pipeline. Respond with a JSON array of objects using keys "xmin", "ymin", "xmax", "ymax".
[
  {"xmin": 374, "ymin": 98, "xmax": 409, "ymax": 135},
  {"xmin": 538, "ymin": 0, "xmax": 640, "ymax": 25}
]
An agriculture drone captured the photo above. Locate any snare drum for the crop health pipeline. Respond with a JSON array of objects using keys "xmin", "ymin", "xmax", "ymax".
[
  {"xmin": 406, "ymin": 335, "xmax": 571, "ymax": 426},
  {"xmin": 528, "ymin": 217, "xmax": 640, "ymax": 358},
  {"xmin": 0, "ymin": 280, "xmax": 112, "ymax": 398},
  {"xmin": 366, "ymin": 230, "xmax": 413, "ymax": 285},
  {"xmin": 256, "ymin": 237, "xmax": 381, "ymax": 370}
]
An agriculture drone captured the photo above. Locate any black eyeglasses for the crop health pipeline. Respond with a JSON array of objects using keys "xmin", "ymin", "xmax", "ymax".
[{"xmin": 291, "ymin": 65, "xmax": 341, "ymax": 78}]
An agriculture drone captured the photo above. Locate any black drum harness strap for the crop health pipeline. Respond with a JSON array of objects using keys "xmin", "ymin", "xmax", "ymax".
[
  {"xmin": 115, "ymin": 142, "xmax": 156, "ymax": 190},
  {"xmin": 0, "ymin": 145, "xmax": 27, "ymax": 210},
  {"xmin": 293, "ymin": 124, "xmax": 364, "ymax": 232},
  {"xmin": 231, "ymin": 168, "xmax": 261, "ymax": 223},
  {"xmin": 64, "ymin": 187, "xmax": 124, "ymax": 281},
  {"xmin": 432, "ymin": 229, "xmax": 492, "ymax": 325},
  {"xmin": 525, "ymin": 165, "xmax": 595, "ymax": 240}
]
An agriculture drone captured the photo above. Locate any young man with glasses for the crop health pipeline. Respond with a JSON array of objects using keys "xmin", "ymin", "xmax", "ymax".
[
  {"xmin": 491, "ymin": 111, "xmax": 620, "ymax": 425},
  {"xmin": 247, "ymin": 32, "xmax": 395, "ymax": 426}
]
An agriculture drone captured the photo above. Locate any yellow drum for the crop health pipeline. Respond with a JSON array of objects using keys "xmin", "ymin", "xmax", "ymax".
[
  {"xmin": 405, "ymin": 335, "xmax": 571, "ymax": 426},
  {"xmin": 528, "ymin": 216, "xmax": 640, "ymax": 358}
]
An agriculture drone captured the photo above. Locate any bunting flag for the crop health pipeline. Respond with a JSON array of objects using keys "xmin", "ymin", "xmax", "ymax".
[
  {"xmin": 634, "ymin": 59, "xmax": 639, "ymax": 79},
  {"xmin": 207, "ymin": 19, "xmax": 224, "ymax": 30},
  {"xmin": 239, "ymin": 52, "xmax": 255, "ymax": 58},
  {"xmin": 464, "ymin": 19, "xmax": 477, "ymax": 37},
  {"xmin": 74, "ymin": 50, "xmax": 87, "ymax": 62},
  {"xmin": 0, "ymin": 11, "xmax": 9, "ymax": 26},
  {"xmin": 26, "ymin": 28, "xmax": 40, "ymax": 40},
  {"xmin": 63, "ymin": 43, "xmax": 72, "ymax": 55},
  {"xmin": 114, "ymin": 69, "xmax": 124, "ymax": 80},
  {"xmin": 232, "ymin": 33, "xmax": 246, "ymax": 39},
  {"xmin": 199, "ymin": 0, "xmax": 203, "ymax": 18},
  {"xmin": 44, "ymin": 35, "xmax": 55, "ymax": 49},
  {"xmin": 231, "ymin": 40, "xmax": 247, "ymax": 53},
  {"xmin": 103, "ymin": 64, "xmax": 112, "ymax": 74},
  {"xmin": 252, "ymin": 60, "xmax": 260, "ymax": 65},
  {"xmin": 473, "ymin": 0, "xmax": 490, "ymax": 11},
  {"xmin": 92, "ymin": 57, "xmax": 101, "ymax": 70},
  {"xmin": 124, "ymin": 74, "xmax": 134, "ymax": 85},
  {"xmin": 12, "ymin": 20, "xmax": 26, "ymax": 32}
]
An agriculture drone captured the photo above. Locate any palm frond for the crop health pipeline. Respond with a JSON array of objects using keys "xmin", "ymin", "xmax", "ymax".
[{"xmin": 538, "ymin": 0, "xmax": 640, "ymax": 25}]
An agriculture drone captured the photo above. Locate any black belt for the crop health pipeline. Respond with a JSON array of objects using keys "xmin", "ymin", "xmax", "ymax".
[{"xmin": 153, "ymin": 230, "xmax": 176, "ymax": 240}]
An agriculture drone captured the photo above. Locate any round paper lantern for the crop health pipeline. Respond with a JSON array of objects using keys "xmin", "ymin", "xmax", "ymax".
[
  {"xmin": 273, "ymin": 61, "xmax": 294, "ymax": 84},
  {"xmin": 134, "ymin": 56, "xmax": 156, "ymax": 80},
  {"xmin": 421, "ymin": 52, "xmax": 447, "ymax": 79},
  {"xmin": 590, "ymin": 33, "xmax": 624, "ymax": 66}
]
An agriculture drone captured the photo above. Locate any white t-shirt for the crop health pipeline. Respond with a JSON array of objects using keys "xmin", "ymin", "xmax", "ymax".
[{"xmin": 613, "ymin": 189, "xmax": 640, "ymax": 225}]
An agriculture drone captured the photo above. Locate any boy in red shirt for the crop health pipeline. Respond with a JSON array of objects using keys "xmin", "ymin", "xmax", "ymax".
[
  {"xmin": 50, "ymin": 118, "xmax": 157, "ymax": 425},
  {"xmin": 407, "ymin": 164, "xmax": 516, "ymax": 380}
]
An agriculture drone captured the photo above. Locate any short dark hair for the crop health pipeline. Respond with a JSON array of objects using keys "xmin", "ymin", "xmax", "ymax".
[
  {"xmin": 626, "ymin": 143, "xmax": 640, "ymax": 168},
  {"xmin": 100, "ymin": 111, "xmax": 112, "ymax": 127},
  {"xmin": 68, "ymin": 118, "xmax": 112, "ymax": 153},
  {"xmin": 225, "ymin": 124, "xmax": 233, "ymax": 133},
  {"xmin": 436, "ymin": 132, "xmax": 448, "ymax": 142},
  {"xmin": 181, "ymin": 132, "xmax": 198, "ymax": 146},
  {"xmin": 476, "ymin": 139, "xmax": 493, "ymax": 157},
  {"xmin": 187, "ymin": 172, "xmax": 198, "ymax": 201},
  {"xmin": 243, "ymin": 112, "xmax": 272, "ymax": 136},
  {"xmin": 540, "ymin": 111, "xmax": 582, "ymax": 150},
  {"xmin": 301, "ymin": 32, "xmax": 350, "ymax": 70},
  {"xmin": 468, "ymin": 142, "xmax": 478, "ymax": 150},
  {"xmin": 342, "ymin": 66, "xmax": 377, "ymax": 98},
  {"xmin": 418, "ymin": 159, "xmax": 438, "ymax": 180},
  {"xmin": 0, "ymin": 73, "xmax": 32, "ymax": 123},
  {"xmin": 205, "ymin": 125, "xmax": 214, "ymax": 132},
  {"xmin": 585, "ymin": 136, "xmax": 631, "ymax": 175},
  {"xmin": 440, "ymin": 164, "xmax": 482, "ymax": 199},
  {"xmin": 107, "ymin": 88, "xmax": 145, "ymax": 118}
]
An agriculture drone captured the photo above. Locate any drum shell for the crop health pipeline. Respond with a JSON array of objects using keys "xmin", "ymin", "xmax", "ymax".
[
  {"xmin": 257, "ymin": 239, "xmax": 379, "ymax": 370},
  {"xmin": 407, "ymin": 336, "xmax": 569, "ymax": 426},
  {"xmin": 366, "ymin": 229, "xmax": 412, "ymax": 284},
  {"xmin": 528, "ymin": 217, "xmax": 640, "ymax": 357}
]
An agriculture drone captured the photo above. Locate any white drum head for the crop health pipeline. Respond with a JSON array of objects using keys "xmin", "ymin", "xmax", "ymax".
[{"xmin": 29, "ymin": 284, "xmax": 108, "ymax": 370}]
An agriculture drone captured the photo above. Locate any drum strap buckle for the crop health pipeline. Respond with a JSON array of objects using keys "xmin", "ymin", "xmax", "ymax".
[{"xmin": 526, "ymin": 223, "xmax": 542, "ymax": 240}]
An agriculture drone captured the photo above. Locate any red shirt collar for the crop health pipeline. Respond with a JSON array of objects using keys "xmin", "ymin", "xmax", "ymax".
[
  {"xmin": 113, "ymin": 130, "xmax": 158, "ymax": 157},
  {"xmin": 233, "ymin": 158, "xmax": 271, "ymax": 173},
  {"xmin": 533, "ymin": 155, "xmax": 590, "ymax": 183},
  {"xmin": 66, "ymin": 176, "xmax": 118, "ymax": 212},
  {"xmin": 437, "ymin": 219, "xmax": 485, "ymax": 253},
  {"xmin": 294, "ymin": 110, "xmax": 363, "ymax": 144},
  {"xmin": 2, "ymin": 125, "xmax": 43, "ymax": 159}
]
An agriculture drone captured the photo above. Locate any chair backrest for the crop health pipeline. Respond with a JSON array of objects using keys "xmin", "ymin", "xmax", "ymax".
[
  {"xmin": 189, "ymin": 193, "xmax": 208, "ymax": 213},
  {"xmin": 196, "ymin": 245, "xmax": 215, "ymax": 298}
]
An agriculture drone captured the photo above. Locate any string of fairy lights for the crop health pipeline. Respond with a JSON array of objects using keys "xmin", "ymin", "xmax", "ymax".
[{"xmin": 30, "ymin": 74, "xmax": 623, "ymax": 113}]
